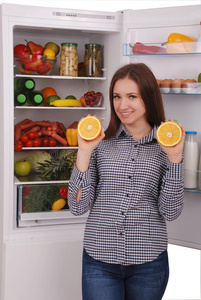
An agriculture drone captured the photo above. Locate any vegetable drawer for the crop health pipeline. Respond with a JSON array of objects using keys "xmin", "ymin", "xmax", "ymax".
[{"xmin": 17, "ymin": 183, "xmax": 88, "ymax": 227}]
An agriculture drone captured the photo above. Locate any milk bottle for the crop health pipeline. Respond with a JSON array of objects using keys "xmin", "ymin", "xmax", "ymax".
[{"xmin": 184, "ymin": 131, "xmax": 199, "ymax": 189}]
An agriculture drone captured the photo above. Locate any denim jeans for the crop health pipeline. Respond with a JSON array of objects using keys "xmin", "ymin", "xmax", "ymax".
[{"xmin": 82, "ymin": 249, "xmax": 169, "ymax": 300}]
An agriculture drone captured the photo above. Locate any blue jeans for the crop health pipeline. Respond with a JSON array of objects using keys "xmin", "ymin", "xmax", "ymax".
[{"xmin": 82, "ymin": 249, "xmax": 169, "ymax": 300}]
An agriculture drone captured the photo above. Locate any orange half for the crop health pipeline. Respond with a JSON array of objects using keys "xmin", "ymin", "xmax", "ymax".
[
  {"xmin": 78, "ymin": 116, "xmax": 102, "ymax": 141},
  {"xmin": 156, "ymin": 121, "xmax": 182, "ymax": 147}
]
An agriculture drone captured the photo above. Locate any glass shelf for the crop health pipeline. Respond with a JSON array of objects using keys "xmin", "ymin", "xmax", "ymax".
[{"xmin": 14, "ymin": 74, "xmax": 107, "ymax": 80}]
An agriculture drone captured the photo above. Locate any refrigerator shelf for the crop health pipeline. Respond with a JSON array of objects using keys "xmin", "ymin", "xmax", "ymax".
[
  {"xmin": 14, "ymin": 176, "xmax": 69, "ymax": 185},
  {"xmin": 123, "ymin": 42, "xmax": 201, "ymax": 56},
  {"xmin": 15, "ymin": 106, "xmax": 106, "ymax": 110},
  {"xmin": 14, "ymin": 74, "xmax": 107, "ymax": 80}
]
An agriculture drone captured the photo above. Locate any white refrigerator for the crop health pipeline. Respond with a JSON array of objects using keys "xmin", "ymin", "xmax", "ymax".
[{"xmin": 0, "ymin": 3, "xmax": 201, "ymax": 300}]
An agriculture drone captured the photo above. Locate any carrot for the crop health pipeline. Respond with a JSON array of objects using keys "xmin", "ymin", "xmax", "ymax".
[
  {"xmin": 51, "ymin": 132, "xmax": 68, "ymax": 146},
  {"xmin": 20, "ymin": 122, "xmax": 36, "ymax": 130}
]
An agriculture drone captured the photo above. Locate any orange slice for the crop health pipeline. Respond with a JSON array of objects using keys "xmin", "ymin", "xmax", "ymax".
[
  {"xmin": 156, "ymin": 121, "xmax": 182, "ymax": 147},
  {"xmin": 78, "ymin": 116, "xmax": 102, "ymax": 141}
]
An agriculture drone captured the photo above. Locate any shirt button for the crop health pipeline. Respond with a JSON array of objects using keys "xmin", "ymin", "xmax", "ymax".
[
  {"xmin": 131, "ymin": 158, "xmax": 134, "ymax": 161},
  {"xmin": 128, "ymin": 175, "xmax": 132, "ymax": 179},
  {"xmin": 126, "ymin": 194, "xmax": 129, "ymax": 197}
]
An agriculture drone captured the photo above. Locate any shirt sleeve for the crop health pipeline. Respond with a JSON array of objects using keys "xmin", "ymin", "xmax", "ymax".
[
  {"xmin": 158, "ymin": 159, "xmax": 184, "ymax": 221},
  {"xmin": 68, "ymin": 151, "xmax": 98, "ymax": 215}
]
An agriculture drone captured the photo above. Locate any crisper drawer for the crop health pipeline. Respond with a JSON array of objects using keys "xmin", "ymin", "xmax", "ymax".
[{"xmin": 17, "ymin": 183, "xmax": 88, "ymax": 227}]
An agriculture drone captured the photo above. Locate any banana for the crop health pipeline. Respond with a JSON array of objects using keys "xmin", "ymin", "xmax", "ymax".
[{"xmin": 50, "ymin": 99, "xmax": 82, "ymax": 107}]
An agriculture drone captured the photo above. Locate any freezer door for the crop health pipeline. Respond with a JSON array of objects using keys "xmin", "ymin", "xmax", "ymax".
[{"xmin": 122, "ymin": 5, "xmax": 201, "ymax": 249}]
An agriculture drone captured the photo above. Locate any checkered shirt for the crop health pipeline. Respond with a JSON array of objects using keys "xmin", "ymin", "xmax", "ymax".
[{"xmin": 68, "ymin": 123, "xmax": 184, "ymax": 265}]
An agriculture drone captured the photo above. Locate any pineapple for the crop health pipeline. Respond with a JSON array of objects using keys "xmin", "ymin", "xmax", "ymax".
[{"xmin": 37, "ymin": 150, "xmax": 77, "ymax": 180}]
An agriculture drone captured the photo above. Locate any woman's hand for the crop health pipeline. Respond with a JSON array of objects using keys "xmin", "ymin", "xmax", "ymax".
[{"xmin": 157, "ymin": 120, "xmax": 185, "ymax": 164}]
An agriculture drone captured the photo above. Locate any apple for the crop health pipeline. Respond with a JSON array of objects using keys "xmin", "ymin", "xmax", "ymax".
[
  {"xmin": 44, "ymin": 42, "xmax": 60, "ymax": 56},
  {"xmin": 14, "ymin": 44, "xmax": 30, "ymax": 59},
  {"xmin": 14, "ymin": 161, "xmax": 31, "ymax": 176},
  {"xmin": 26, "ymin": 40, "xmax": 44, "ymax": 55}
]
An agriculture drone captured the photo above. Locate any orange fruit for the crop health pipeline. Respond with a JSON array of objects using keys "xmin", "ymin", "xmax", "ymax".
[
  {"xmin": 78, "ymin": 116, "xmax": 102, "ymax": 141},
  {"xmin": 80, "ymin": 96, "xmax": 86, "ymax": 107},
  {"xmin": 156, "ymin": 121, "xmax": 182, "ymax": 147},
  {"xmin": 42, "ymin": 87, "xmax": 57, "ymax": 100}
]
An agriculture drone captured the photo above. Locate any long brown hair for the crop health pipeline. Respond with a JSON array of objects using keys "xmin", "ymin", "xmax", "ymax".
[{"xmin": 104, "ymin": 63, "xmax": 165, "ymax": 139}]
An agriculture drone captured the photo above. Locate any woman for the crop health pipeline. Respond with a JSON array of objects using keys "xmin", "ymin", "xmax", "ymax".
[{"xmin": 68, "ymin": 63, "xmax": 185, "ymax": 300}]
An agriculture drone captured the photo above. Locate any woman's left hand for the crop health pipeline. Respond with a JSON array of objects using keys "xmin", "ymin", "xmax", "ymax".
[{"xmin": 157, "ymin": 120, "xmax": 185, "ymax": 164}]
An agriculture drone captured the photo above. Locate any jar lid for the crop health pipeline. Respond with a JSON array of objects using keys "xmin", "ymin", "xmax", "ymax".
[
  {"xmin": 185, "ymin": 131, "xmax": 197, "ymax": 134},
  {"xmin": 61, "ymin": 43, "xmax": 77, "ymax": 46},
  {"xmin": 85, "ymin": 43, "xmax": 101, "ymax": 47}
]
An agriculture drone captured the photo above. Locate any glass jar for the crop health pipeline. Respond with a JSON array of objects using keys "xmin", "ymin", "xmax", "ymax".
[
  {"xmin": 60, "ymin": 43, "xmax": 78, "ymax": 76},
  {"xmin": 84, "ymin": 43, "xmax": 102, "ymax": 77},
  {"xmin": 184, "ymin": 131, "xmax": 199, "ymax": 189}
]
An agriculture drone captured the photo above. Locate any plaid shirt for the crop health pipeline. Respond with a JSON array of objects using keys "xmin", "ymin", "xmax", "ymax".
[{"xmin": 68, "ymin": 124, "xmax": 184, "ymax": 265}]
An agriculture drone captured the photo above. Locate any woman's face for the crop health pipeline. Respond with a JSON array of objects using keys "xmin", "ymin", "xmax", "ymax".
[{"xmin": 113, "ymin": 77, "xmax": 147, "ymax": 130}]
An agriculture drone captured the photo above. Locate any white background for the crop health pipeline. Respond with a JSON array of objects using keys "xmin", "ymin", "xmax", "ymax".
[{"xmin": 1, "ymin": 0, "xmax": 201, "ymax": 299}]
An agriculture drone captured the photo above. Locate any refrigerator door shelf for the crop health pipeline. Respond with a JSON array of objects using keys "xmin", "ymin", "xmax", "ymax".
[{"xmin": 123, "ymin": 42, "xmax": 201, "ymax": 56}]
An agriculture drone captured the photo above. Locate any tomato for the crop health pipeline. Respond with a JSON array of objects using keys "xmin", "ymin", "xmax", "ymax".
[
  {"xmin": 48, "ymin": 138, "xmax": 57, "ymax": 147},
  {"xmin": 33, "ymin": 138, "xmax": 42, "ymax": 147},
  {"xmin": 17, "ymin": 140, "xmax": 24, "ymax": 146},
  {"xmin": 21, "ymin": 135, "xmax": 29, "ymax": 143},
  {"xmin": 59, "ymin": 187, "xmax": 68, "ymax": 199},
  {"xmin": 25, "ymin": 140, "xmax": 33, "ymax": 147},
  {"xmin": 14, "ymin": 143, "xmax": 22, "ymax": 151},
  {"xmin": 28, "ymin": 132, "xmax": 36, "ymax": 140},
  {"xmin": 42, "ymin": 138, "xmax": 49, "ymax": 147}
]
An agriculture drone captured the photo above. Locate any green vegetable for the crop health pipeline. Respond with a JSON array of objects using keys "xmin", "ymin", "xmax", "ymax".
[
  {"xmin": 15, "ymin": 150, "xmax": 51, "ymax": 172},
  {"xmin": 23, "ymin": 184, "xmax": 69, "ymax": 212}
]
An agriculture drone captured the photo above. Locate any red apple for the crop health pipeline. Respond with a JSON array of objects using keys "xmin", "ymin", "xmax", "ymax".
[{"xmin": 14, "ymin": 44, "xmax": 30, "ymax": 59}]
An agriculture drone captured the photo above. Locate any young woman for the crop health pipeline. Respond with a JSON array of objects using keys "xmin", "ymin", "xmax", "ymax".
[{"xmin": 68, "ymin": 63, "xmax": 185, "ymax": 300}]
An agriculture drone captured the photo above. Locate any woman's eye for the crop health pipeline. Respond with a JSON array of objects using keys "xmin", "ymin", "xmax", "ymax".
[
  {"xmin": 129, "ymin": 95, "xmax": 136, "ymax": 99},
  {"xmin": 113, "ymin": 95, "xmax": 120, "ymax": 99}
]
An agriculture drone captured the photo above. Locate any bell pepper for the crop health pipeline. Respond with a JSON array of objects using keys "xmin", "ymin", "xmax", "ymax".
[
  {"xmin": 66, "ymin": 122, "xmax": 78, "ymax": 146},
  {"xmin": 163, "ymin": 33, "xmax": 194, "ymax": 53}
]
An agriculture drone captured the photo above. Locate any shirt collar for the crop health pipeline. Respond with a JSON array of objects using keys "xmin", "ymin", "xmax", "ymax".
[{"xmin": 116, "ymin": 123, "xmax": 158, "ymax": 144}]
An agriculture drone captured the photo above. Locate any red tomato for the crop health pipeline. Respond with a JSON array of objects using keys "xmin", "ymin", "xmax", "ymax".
[
  {"xmin": 28, "ymin": 132, "xmax": 36, "ymax": 140},
  {"xmin": 21, "ymin": 135, "xmax": 29, "ymax": 143},
  {"xmin": 59, "ymin": 187, "xmax": 68, "ymax": 199},
  {"xmin": 48, "ymin": 139, "xmax": 57, "ymax": 147},
  {"xmin": 14, "ymin": 143, "xmax": 22, "ymax": 151},
  {"xmin": 42, "ymin": 138, "xmax": 49, "ymax": 147},
  {"xmin": 17, "ymin": 140, "xmax": 24, "ymax": 146},
  {"xmin": 25, "ymin": 140, "xmax": 33, "ymax": 147},
  {"xmin": 33, "ymin": 138, "xmax": 42, "ymax": 147}
]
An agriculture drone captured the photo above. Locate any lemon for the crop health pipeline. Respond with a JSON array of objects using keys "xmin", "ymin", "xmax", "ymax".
[
  {"xmin": 52, "ymin": 198, "xmax": 66, "ymax": 210},
  {"xmin": 43, "ymin": 48, "xmax": 56, "ymax": 59},
  {"xmin": 65, "ymin": 95, "xmax": 77, "ymax": 99}
]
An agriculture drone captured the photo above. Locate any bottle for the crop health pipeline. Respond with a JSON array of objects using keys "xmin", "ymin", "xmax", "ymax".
[
  {"xmin": 184, "ymin": 131, "xmax": 199, "ymax": 189},
  {"xmin": 14, "ymin": 90, "xmax": 27, "ymax": 106},
  {"xmin": 26, "ymin": 90, "xmax": 44, "ymax": 106},
  {"xmin": 60, "ymin": 43, "xmax": 78, "ymax": 76},
  {"xmin": 84, "ymin": 43, "xmax": 102, "ymax": 77},
  {"xmin": 16, "ymin": 77, "xmax": 35, "ymax": 93}
]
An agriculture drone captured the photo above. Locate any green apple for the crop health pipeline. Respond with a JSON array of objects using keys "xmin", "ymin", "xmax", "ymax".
[
  {"xmin": 14, "ymin": 161, "xmax": 31, "ymax": 176},
  {"xmin": 44, "ymin": 42, "xmax": 60, "ymax": 56},
  {"xmin": 198, "ymin": 73, "xmax": 201, "ymax": 82}
]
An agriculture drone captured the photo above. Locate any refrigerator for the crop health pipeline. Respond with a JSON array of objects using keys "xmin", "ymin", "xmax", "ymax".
[{"xmin": 1, "ymin": 3, "xmax": 201, "ymax": 300}]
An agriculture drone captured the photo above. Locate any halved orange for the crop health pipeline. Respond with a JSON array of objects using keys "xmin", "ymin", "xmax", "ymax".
[
  {"xmin": 156, "ymin": 121, "xmax": 182, "ymax": 147},
  {"xmin": 78, "ymin": 116, "xmax": 102, "ymax": 141}
]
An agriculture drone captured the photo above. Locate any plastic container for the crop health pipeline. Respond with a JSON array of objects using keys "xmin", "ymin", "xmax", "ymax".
[
  {"xmin": 84, "ymin": 43, "xmax": 102, "ymax": 77},
  {"xmin": 60, "ymin": 43, "xmax": 78, "ymax": 76},
  {"xmin": 184, "ymin": 131, "xmax": 199, "ymax": 189},
  {"xmin": 26, "ymin": 90, "xmax": 44, "ymax": 106}
]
